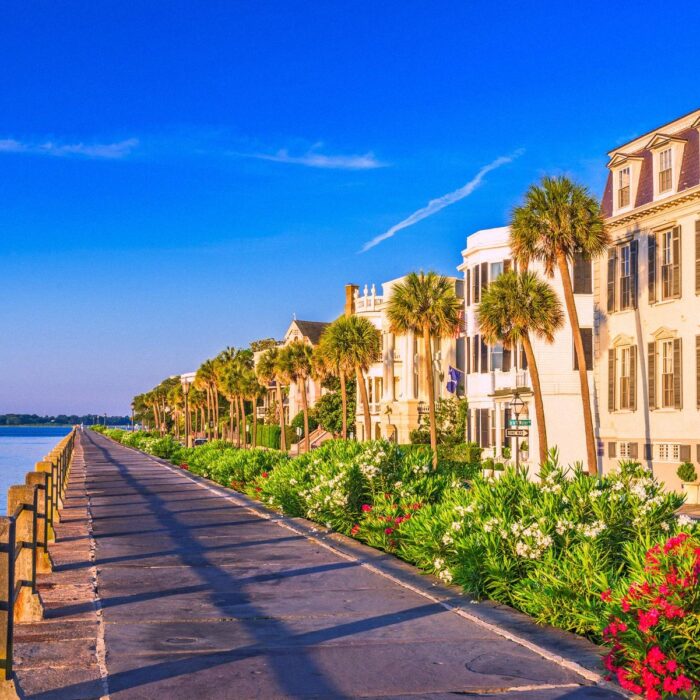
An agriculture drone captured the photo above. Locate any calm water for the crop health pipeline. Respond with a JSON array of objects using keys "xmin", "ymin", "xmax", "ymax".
[{"xmin": 0, "ymin": 426, "xmax": 72, "ymax": 514}]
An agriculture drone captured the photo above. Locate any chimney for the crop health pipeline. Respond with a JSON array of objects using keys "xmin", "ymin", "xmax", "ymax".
[{"xmin": 345, "ymin": 283, "xmax": 359, "ymax": 317}]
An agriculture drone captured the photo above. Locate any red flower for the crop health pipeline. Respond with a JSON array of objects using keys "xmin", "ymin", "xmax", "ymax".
[
  {"xmin": 600, "ymin": 588, "xmax": 612, "ymax": 602},
  {"xmin": 384, "ymin": 527, "xmax": 394, "ymax": 535},
  {"xmin": 361, "ymin": 504, "xmax": 373, "ymax": 512},
  {"xmin": 350, "ymin": 525, "xmax": 360, "ymax": 536},
  {"xmin": 262, "ymin": 471, "xmax": 269, "ymax": 478}
]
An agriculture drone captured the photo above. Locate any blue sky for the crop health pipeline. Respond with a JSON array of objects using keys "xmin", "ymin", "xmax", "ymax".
[{"xmin": 2, "ymin": 1, "xmax": 699, "ymax": 414}]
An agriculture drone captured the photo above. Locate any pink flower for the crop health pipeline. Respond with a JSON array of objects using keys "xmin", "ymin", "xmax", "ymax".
[
  {"xmin": 384, "ymin": 527, "xmax": 394, "ymax": 535},
  {"xmin": 361, "ymin": 504, "xmax": 373, "ymax": 512},
  {"xmin": 600, "ymin": 588, "xmax": 612, "ymax": 602}
]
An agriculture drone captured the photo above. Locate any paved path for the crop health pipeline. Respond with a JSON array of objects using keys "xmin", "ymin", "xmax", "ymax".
[{"xmin": 17, "ymin": 432, "xmax": 623, "ymax": 699}]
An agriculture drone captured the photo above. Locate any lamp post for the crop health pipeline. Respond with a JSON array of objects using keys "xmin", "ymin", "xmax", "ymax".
[{"xmin": 510, "ymin": 390, "xmax": 525, "ymax": 471}]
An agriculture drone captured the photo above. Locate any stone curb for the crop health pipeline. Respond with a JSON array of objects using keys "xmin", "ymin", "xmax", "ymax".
[{"xmin": 103, "ymin": 435, "xmax": 631, "ymax": 699}]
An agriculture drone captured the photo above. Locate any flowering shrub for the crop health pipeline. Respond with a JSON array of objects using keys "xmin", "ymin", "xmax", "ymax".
[{"xmin": 601, "ymin": 533, "xmax": 699, "ymax": 698}]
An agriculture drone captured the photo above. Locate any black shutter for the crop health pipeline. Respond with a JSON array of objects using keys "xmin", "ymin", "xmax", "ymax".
[
  {"xmin": 480, "ymin": 337, "xmax": 488, "ymax": 374},
  {"xmin": 502, "ymin": 346, "xmax": 511, "ymax": 372},
  {"xmin": 630, "ymin": 239, "xmax": 639, "ymax": 308},
  {"xmin": 473, "ymin": 335, "xmax": 479, "ymax": 373},
  {"xmin": 503, "ymin": 408, "xmax": 511, "ymax": 447},
  {"xmin": 629, "ymin": 442, "xmax": 638, "ymax": 459},
  {"xmin": 503, "ymin": 259, "xmax": 512, "ymax": 274},
  {"xmin": 474, "ymin": 265, "xmax": 480, "ymax": 303},
  {"xmin": 465, "ymin": 337, "xmax": 471, "ymax": 374},
  {"xmin": 673, "ymin": 337, "xmax": 682, "ymax": 409},
  {"xmin": 695, "ymin": 220, "xmax": 700, "ymax": 294},
  {"xmin": 696, "ymin": 335, "xmax": 700, "ymax": 409},
  {"xmin": 608, "ymin": 442, "xmax": 617, "ymax": 458},
  {"xmin": 648, "ymin": 233, "xmax": 657, "ymax": 304},
  {"xmin": 466, "ymin": 269, "xmax": 471, "ymax": 307},
  {"xmin": 630, "ymin": 345, "xmax": 637, "ymax": 411},
  {"xmin": 645, "ymin": 443, "xmax": 653, "ymax": 461},
  {"xmin": 480, "ymin": 262, "xmax": 488, "ymax": 295},
  {"xmin": 648, "ymin": 342, "xmax": 656, "ymax": 410},
  {"xmin": 520, "ymin": 344, "xmax": 528, "ymax": 370},
  {"xmin": 607, "ymin": 248, "xmax": 617, "ymax": 312},
  {"xmin": 574, "ymin": 328, "xmax": 592, "ymax": 371},
  {"xmin": 608, "ymin": 349, "xmax": 616, "ymax": 411},
  {"xmin": 574, "ymin": 251, "xmax": 592, "ymax": 294},
  {"xmin": 679, "ymin": 445, "xmax": 691, "ymax": 462},
  {"xmin": 671, "ymin": 226, "xmax": 681, "ymax": 298}
]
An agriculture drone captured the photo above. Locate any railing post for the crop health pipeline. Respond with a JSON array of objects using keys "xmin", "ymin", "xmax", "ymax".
[
  {"xmin": 0, "ymin": 517, "xmax": 18, "ymax": 694},
  {"xmin": 7, "ymin": 486, "xmax": 43, "ymax": 623},
  {"xmin": 25, "ymin": 474, "xmax": 51, "ymax": 575},
  {"xmin": 35, "ymin": 462, "xmax": 56, "ymax": 540}
]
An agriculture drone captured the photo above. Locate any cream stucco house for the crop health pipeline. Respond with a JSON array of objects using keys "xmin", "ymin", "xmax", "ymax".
[
  {"xmin": 349, "ymin": 278, "xmax": 465, "ymax": 443},
  {"xmin": 595, "ymin": 108, "xmax": 700, "ymax": 489},
  {"xmin": 459, "ymin": 226, "xmax": 594, "ymax": 468}
]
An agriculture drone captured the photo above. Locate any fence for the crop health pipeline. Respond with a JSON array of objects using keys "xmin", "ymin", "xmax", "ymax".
[{"xmin": 0, "ymin": 428, "xmax": 76, "ymax": 685}]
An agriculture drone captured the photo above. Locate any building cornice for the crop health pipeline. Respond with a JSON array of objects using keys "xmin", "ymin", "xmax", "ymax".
[{"xmin": 605, "ymin": 185, "xmax": 700, "ymax": 229}]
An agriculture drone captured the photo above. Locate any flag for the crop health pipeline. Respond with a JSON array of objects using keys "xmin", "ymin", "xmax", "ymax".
[{"xmin": 446, "ymin": 365, "xmax": 462, "ymax": 394}]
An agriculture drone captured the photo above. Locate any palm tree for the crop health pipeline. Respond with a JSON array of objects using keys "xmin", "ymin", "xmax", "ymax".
[
  {"xmin": 387, "ymin": 272, "xmax": 462, "ymax": 467},
  {"xmin": 195, "ymin": 360, "xmax": 219, "ymax": 440},
  {"xmin": 256, "ymin": 346, "xmax": 287, "ymax": 452},
  {"xmin": 277, "ymin": 341, "xmax": 314, "ymax": 453},
  {"xmin": 477, "ymin": 270, "xmax": 564, "ymax": 466},
  {"xmin": 511, "ymin": 176, "xmax": 609, "ymax": 475},
  {"xmin": 317, "ymin": 317, "xmax": 358, "ymax": 439}
]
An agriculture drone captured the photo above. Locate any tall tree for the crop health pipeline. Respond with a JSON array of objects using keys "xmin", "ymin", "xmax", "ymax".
[
  {"xmin": 256, "ymin": 346, "xmax": 287, "ymax": 452},
  {"xmin": 277, "ymin": 341, "xmax": 314, "ymax": 453},
  {"xmin": 387, "ymin": 272, "xmax": 462, "ymax": 468},
  {"xmin": 511, "ymin": 176, "xmax": 609, "ymax": 474},
  {"xmin": 477, "ymin": 270, "xmax": 564, "ymax": 465}
]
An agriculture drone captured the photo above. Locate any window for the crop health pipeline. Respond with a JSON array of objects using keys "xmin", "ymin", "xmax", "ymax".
[
  {"xmin": 473, "ymin": 265, "xmax": 480, "ymax": 304},
  {"xmin": 618, "ymin": 167, "xmax": 631, "ymax": 208},
  {"xmin": 573, "ymin": 250, "xmax": 592, "ymax": 294},
  {"xmin": 573, "ymin": 328, "xmax": 593, "ymax": 371},
  {"xmin": 661, "ymin": 339, "xmax": 675, "ymax": 408},
  {"xmin": 619, "ymin": 244, "xmax": 631, "ymax": 309},
  {"xmin": 475, "ymin": 408, "xmax": 490, "ymax": 448},
  {"xmin": 658, "ymin": 443, "xmax": 680, "ymax": 462},
  {"xmin": 607, "ymin": 240, "xmax": 637, "ymax": 311},
  {"xmin": 490, "ymin": 343, "xmax": 503, "ymax": 371},
  {"xmin": 659, "ymin": 148, "xmax": 673, "ymax": 193},
  {"xmin": 619, "ymin": 346, "xmax": 635, "ymax": 410},
  {"xmin": 609, "ymin": 345, "xmax": 637, "ymax": 412},
  {"xmin": 490, "ymin": 261, "xmax": 503, "ymax": 281},
  {"xmin": 650, "ymin": 227, "xmax": 680, "ymax": 302},
  {"xmin": 619, "ymin": 442, "xmax": 638, "ymax": 459}
]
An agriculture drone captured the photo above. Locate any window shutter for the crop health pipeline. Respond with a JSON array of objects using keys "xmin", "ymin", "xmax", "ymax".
[
  {"xmin": 695, "ymin": 220, "xmax": 700, "ymax": 294},
  {"xmin": 465, "ymin": 337, "xmax": 471, "ymax": 374},
  {"xmin": 520, "ymin": 344, "xmax": 528, "ymax": 370},
  {"xmin": 466, "ymin": 269, "xmax": 471, "ymax": 307},
  {"xmin": 575, "ymin": 328, "xmax": 592, "ymax": 371},
  {"xmin": 502, "ymin": 346, "xmax": 511, "ymax": 372},
  {"xmin": 630, "ymin": 239, "xmax": 639, "ymax": 308},
  {"xmin": 608, "ymin": 349, "xmax": 616, "ymax": 411},
  {"xmin": 503, "ymin": 259, "xmax": 512, "ymax": 274},
  {"xmin": 608, "ymin": 442, "xmax": 617, "ymax": 458},
  {"xmin": 648, "ymin": 233, "xmax": 657, "ymax": 304},
  {"xmin": 696, "ymin": 335, "xmax": 700, "ymax": 409},
  {"xmin": 474, "ymin": 265, "xmax": 480, "ymax": 303},
  {"xmin": 630, "ymin": 345, "xmax": 637, "ymax": 411},
  {"xmin": 673, "ymin": 337, "xmax": 682, "ymax": 409},
  {"xmin": 648, "ymin": 342, "xmax": 656, "ymax": 410},
  {"xmin": 672, "ymin": 226, "xmax": 681, "ymax": 297},
  {"xmin": 573, "ymin": 251, "xmax": 592, "ymax": 294},
  {"xmin": 629, "ymin": 442, "xmax": 638, "ymax": 459},
  {"xmin": 480, "ymin": 337, "xmax": 488, "ymax": 374},
  {"xmin": 697, "ymin": 444, "xmax": 700, "ymax": 463},
  {"xmin": 607, "ymin": 248, "xmax": 617, "ymax": 312},
  {"xmin": 480, "ymin": 262, "xmax": 488, "ymax": 294},
  {"xmin": 472, "ymin": 335, "xmax": 479, "ymax": 373},
  {"xmin": 679, "ymin": 445, "xmax": 691, "ymax": 462},
  {"xmin": 644, "ymin": 443, "xmax": 653, "ymax": 461}
]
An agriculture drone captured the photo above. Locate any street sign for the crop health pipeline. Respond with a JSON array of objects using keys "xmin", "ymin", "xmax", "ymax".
[
  {"xmin": 508, "ymin": 419, "xmax": 531, "ymax": 427},
  {"xmin": 506, "ymin": 428, "xmax": 529, "ymax": 438}
]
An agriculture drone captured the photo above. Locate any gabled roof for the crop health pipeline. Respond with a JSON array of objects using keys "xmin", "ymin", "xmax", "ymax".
[
  {"xmin": 287, "ymin": 320, "xmax": 330, "ymax": 345},
  {"xmin": 644, "ymin": 133, "xmax": 687, "ymax": 150}
]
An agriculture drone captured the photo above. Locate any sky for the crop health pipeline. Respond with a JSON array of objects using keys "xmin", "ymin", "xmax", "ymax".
[{"xmin": 2, "ymin": 1, "xmax": 699, "ymax": 415}]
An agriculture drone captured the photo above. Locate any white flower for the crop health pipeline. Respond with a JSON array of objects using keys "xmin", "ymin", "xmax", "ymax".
[
  {"xmin": 442, "ymin": 533, "xmax": 454, "ymax": 545},
  {"xmin": 677, "ymin": 514, "xmax": 693, "ymax": 527},
  {"xmin": 290, "ymin": 478, "xmax": 297, "ymax": 485},
  {"xmin": 437, "ymin": 569, "xmax": 453, "ymax": 584},
  {"xmin": 450, "ymin": 521, "xmax": 462, "ymax": 532},
  {"xmin": 660, "ymin": 521, "xmax": 670, "ymax": 531},
  {"xmin": 433, "ymin": 557, "xmax": 445, "ymax": 570}
]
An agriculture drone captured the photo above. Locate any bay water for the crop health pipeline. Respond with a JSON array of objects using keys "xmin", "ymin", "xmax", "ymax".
[{"xmin": 0, "ymin": 426, "xmax": 72, "ymax": 514}]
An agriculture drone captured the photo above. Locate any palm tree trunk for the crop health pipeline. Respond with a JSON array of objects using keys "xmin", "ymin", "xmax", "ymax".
[
  {"xmin": 356, "ymin": 367, "xmax": 371, "ymax": 441},
  {"xmin": 423, "ymin": 328, "xmax": 439, "ymax": 469},
  {"xmin": 300, "ymin": 379, "xmax": 310, "ymax": 453},
  {"xmin": 339, "ymin": 372, "xmax": 347, "ymax": 439},
  {"xmin": 557, "ymin": 253, "xmax": 597, "ymax": 475},
  {"xmin": 252, "ymin": 399, "xmax": 258, "ymax": 448},
  {"xmin": 239, "ymin": 396, "xmax": 247, "ymax": 448},
  {"xmin": 521, "ymin": 335, "xmax": 548, "ymax": 466},
  {"xmin": 229, "ymin": 398, "xmax": 235, "ymax": 443},
  {"xmin": 276, "ymin": 383, "xmax": 287, "ymax": 451},
  {"xmin": 235, "ymin": 397, "xmax": 241, "ymax": 448}
]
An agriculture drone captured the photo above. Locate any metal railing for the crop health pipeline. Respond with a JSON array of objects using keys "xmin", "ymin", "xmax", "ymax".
[{"xmin": 0, "ymin": 428, "xmax": 76, "ymax": 682}]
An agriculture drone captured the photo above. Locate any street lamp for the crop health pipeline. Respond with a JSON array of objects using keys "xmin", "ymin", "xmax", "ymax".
[{"xmin": 510, "ymin": 390, "xmax": 525, "ymax": 471}]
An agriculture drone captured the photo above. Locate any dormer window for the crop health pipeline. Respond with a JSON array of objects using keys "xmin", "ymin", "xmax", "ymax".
[
  {"xmin": 618, "ymin": 167, "xmax": 630, "ymax": 208},
  {"xmin": 659, "ymin": 148, "xmax": 673, "ymax": 193}
]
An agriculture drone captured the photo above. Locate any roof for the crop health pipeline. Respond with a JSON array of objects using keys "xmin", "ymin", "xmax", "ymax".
[{"xmin": 290, "ymin": 320, "xmax": 330, "ymax": 345}]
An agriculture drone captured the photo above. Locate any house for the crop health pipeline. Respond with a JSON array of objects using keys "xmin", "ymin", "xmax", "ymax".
[
  {"xmin": 349, "ymin": 278, "xmax": 465, "ymax": 443},
  {"xmin": 458, "ymin": 226, "xmax": 594, "ymax": 467},
  {"xmin": 595, "ymin": 108, "xmax": 700, "ymax": 488}
]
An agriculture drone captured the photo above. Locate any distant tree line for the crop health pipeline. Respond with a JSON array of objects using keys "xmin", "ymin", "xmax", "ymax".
[{"xmin": 0, "ymin": 414, "xmax": 130, "ymax": 426}]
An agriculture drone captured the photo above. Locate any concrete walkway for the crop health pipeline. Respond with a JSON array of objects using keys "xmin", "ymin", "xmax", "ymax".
[{"xmin": 16, "ymin": 431, "xmax": 623, "ymax": 699}]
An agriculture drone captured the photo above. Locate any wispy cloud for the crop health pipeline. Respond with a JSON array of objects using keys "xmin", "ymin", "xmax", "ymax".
[
  {"xmin": 242, "ymin": 145, "xmax": 386, "ymax": 170},
  {"xmin": 0, "ymin": 137, "xmax": 138, "ymax": 159},
  {"xmin": 360, "ymin": 150, "xmax": 524, "ymax": 253}
]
